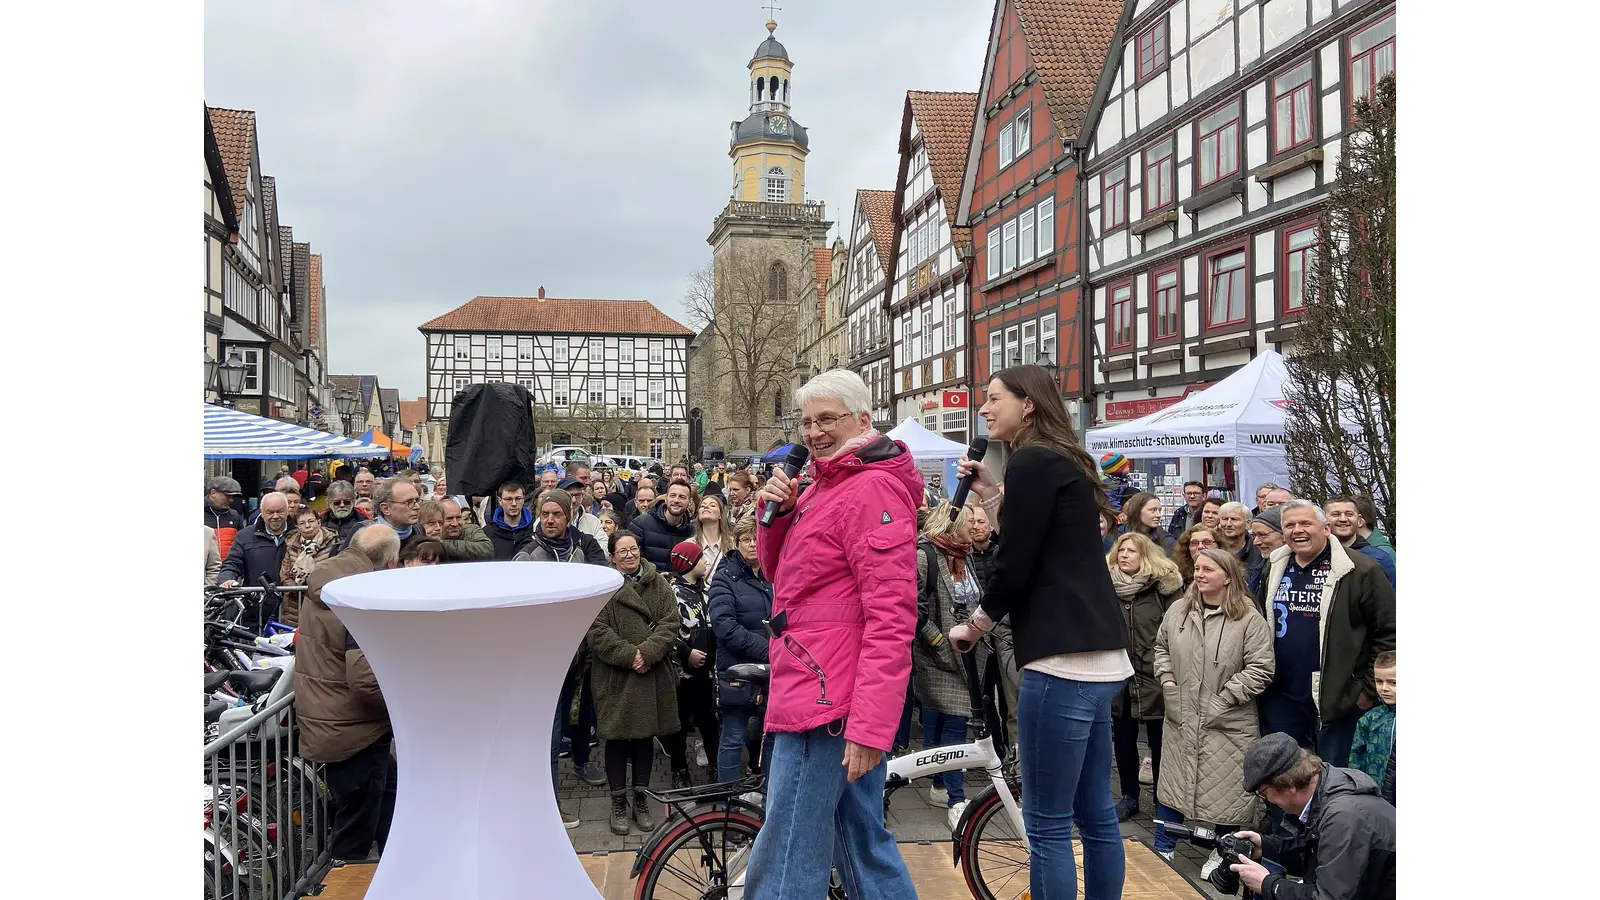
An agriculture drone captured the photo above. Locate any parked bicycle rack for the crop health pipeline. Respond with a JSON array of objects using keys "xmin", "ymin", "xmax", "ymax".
[{"xmin": 204, "ymin": 692, "xmax": 333, "ymax": 900}]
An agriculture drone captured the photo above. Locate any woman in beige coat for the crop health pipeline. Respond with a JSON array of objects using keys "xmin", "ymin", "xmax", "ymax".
[{"xmin": 1151, "ymin": 548, "xmax": 1274, "ymax": 874}]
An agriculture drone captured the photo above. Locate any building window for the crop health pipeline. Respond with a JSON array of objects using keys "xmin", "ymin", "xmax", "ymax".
[
  {"xmin": 1282, "ymin": 223, "xmax": 1318, "ymax": 315},
  {"xmin": 1206, "ymin": 247, "xmax": 1249, "ymax": 329},
  {"xmin": 989, "ymin": 330, "xmax": 1003, "ymax": 376},
  {"xmin": 1036, "ymin": 197, "xmax": 1054, "ymax": 255},
  {"xmin": 517, "ymin": 336, "xmax": 532, "ymax": 360},
  {"xmin": 649, "ymin": 340, "xmax": 664, "ymax": 363},
  {"xmin": 999, "ymin": 121, "xmax": 1015, "ymax": 169},
  {"xmin": 768, "ymin": 263, "xmax": 788, "ymax": 302},
  {"xmin": 1039, "ymin": 313, "xmax": 1057, "ymax": 363},
  {"xmin": 1102, "ymin": 164, "xmax": 1127, "ymax": 231},
  {"xmin": 1152, "ymin": 267, "xmax": 1181, "ymax": 341},
  {"xmin": 240, "ymin": 348, "xmax": 261, "ymax": 392},
  {"xmin": 620, "ymin": 340, "xmax": 634, "ymax": 365},
  {"xmin": 1005, "ymin": 325, "xmax": 1021, "ymax": 368},
  {"xmin": 921, "ymin": 307, "xmax": 933, "ymax": 359},
  {"xmin": 553, "ymin": 433, "xmax": 572, "ymax": 447},
  {"xmin": 943, "ymin": 293, "xmax": 958, "ymax": 351},
  {"xmin": 1136, "ymin": 18, "xmax": 1168, "ymax": 81},
  {"xmin": 1109, "ymin": 283, "xmax": 1135, "ymax": 351},
  {"xmin": 649, "ymin": 380, "xmax": 665, "ymax": 407},
  {"xmin": 454, "ymin": 335, "xmax": 469, "ymax": 361},
  {"xmin": 553, "ymin": 378, "xmax": 569, "ymax": 407},
  {"xmin": 454, "ymin": 377, "xmax": 470, "ymax": 393},
  {"xmin": 1018, "ymin": 208, "xmax": 1036, "ymax": 266},
  {"xmin": 766, "ymin": 166, "xmax": 787, "ymax": 203},
  {"xmin": 1197, "ymin": 100, "xmax": 1242, "ymax": 188},
  {"xmin": 1349, "ymin": 15, "xmax": 1396, "ymax": 106},
  {"xmin": 1273, "ymin": 60, "xmax": 1316, "ymax": 155},
  {"xmin": 619, "ymin": 440, "xmax": 634, "ymax": 455},
  {"xmin": 618, "ymin": 378, "xmax": 634, "ymax": 407},
  {"xmin": 985, "ymin": 227, "xmax": 1001, "ymax": 281},
  {"xmin": 554, "ymin": 338, "xmax": 568, "ymax": 364},
  {"xmin": 1012, "ymin": 109, "xmax": 1030, "ymax": 161},
  {"xmin": 589, "ymin": 441, "xmax": 605, "ymax": 456},
  {"xmin": 487, "ymin": 338, "xmax": 501, "ymax": 362},
  {"xmin": 1001, "ymin": 220, "xmax": 1017, "ymax": 273},
  {"xmin": 588, "ymin": 385, "xmax": 604, "ymax": 405},
  {"xmin": 516, "ymin": 377, "xmax": 534, "ymax": 391},
  {"xmin": 1021, "ymin": 320, "xmax": 1038, "ymax": 364},
  {"xmin": 650, "ymin": 437, "xmax": 663, "ymax": 458},
  {"xmin": 1144, "ymin": 139, "xmax": 1174, "ymax": 213}
]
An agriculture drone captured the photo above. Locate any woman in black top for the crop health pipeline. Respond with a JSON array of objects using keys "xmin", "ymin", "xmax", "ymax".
[{"xmin": 950, "ymin": 364, "xmax": 1133, "ymax": 900}]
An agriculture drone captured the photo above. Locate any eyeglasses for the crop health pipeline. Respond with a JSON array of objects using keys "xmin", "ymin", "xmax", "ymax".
[
  {"xmin": 394, "ymin": 497, "xmax": 421, "ymax": 507},
  {"xmin": 614, "ymin": 547, "xmax": 640, "ymax": 557},
  {"xmin": 1189, "ymin": 538, "xmax": 1216, "ymax": 549},
  {"xmin": 330, "ymin": 499, "xmax": 352, "ymax": 507},
  {"xmin": 799, "ymin": 412, "xmax": 849, "ymax": 431}
]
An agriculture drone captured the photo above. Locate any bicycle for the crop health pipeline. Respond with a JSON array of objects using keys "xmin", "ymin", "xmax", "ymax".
[{"xmin": 629, "ymin": 643, "xmax": 1030, "ymax": 899}]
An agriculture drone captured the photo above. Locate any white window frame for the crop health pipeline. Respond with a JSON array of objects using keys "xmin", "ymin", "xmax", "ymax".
[
  {"xmin": 986, "ymin": 227, "xmax": 1001, "ymax": 281},
  {"xmin": 649, "ymin": 379, "xmax": 665, "ymax": 407},
  {"xmin": 487, "ymin": 337, "xmax": 501, "ymax": 362},
  {"xmin": 587, "ymin": 383, "xmax": 604, "ymax": 405},
  {"xmin": 1014, "ymin": 109, "xmax": 1031, "ymax": 159},
  {"xmin": 454, "ymin": 377, "xmax": 470, "ymax": 393},
  {"xmin": 649, "ymin": 438, "xmax": 664, "ymax": 458},
  {"xmin": 516, "ymin": 377, "xmax": 533, "ymax": 391},
  {"xmin": 1021, "ymin": 320, "xmax": 1038, "ymax": 364},
  {"xmin": 454, "ymin": 335, "xmax": 469, "ymax": 361},
  {"xmin": 620, "ymin": 340, "xmax": 634, "ymax": 365},
  {"xmin": 618, "ymin": 378, "xmax": 634, "ymax": 407},
  {"xmin": 1036, "ymin": 198, "xmax": 1055, "ymax": 255},
  {"xmin": 589, "ymin": 338, "xmax": 604, "ymax": 364},
  {"xmin": 240, "ymin": 348, "xmax": 261, "ymax": 392},
  {"xmin": 943, "ymin": 294, "xmax": 958, "ymax": 351},
  {"xmin": 554, "ymin": 338, "xmax": 568, "ymax": 364},
  {"xmin": 989, "ymin": 331, "xmax": 1003, "ymax": 376},
  {"xmin": 1005, "ymin": 326, "xmax": 1020, "ymax": 368},
  {"xmin": 1039, "ymin": 313, "xmax": 1057, "ymax": 363},
  {"xmin": 1018, "ymin": 208, "xmax": 1036, "ymax": 267},
  {"xmin": 1001, "ymin": 220, "xmax": 1018, "ymax": 273},
  {"xmin": 553, "ymin": 378, "xmax": 569, "ymax": 408},
  {"xmin": 619, "ymin": 440, "xmax": 634, "ymax": 456},
  {"xmin": 649, "ymin": 340, "xmax": 664, "ymax": 364},
  {"xmin": 518, "ymin": 336, "xmax": 533, "ymax": 360},
  {"xmin": 765, "ymin": 166, "xmax": 787, "ymax": 203},
  {"xmin": 999, "ymin": 121, "xmax": 1015, "ymax": 169}
]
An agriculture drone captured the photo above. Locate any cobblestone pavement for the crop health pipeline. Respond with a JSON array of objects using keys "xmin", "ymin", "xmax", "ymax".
[{"xmin": 558, "ymin": 734, "xmax": 1225, "ymax": 898}]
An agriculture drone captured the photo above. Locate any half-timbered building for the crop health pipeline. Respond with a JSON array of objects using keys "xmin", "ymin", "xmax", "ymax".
[
  {"xmin": 887, "ymin": 91, "xmax": 978, "ymax": 446},
  {"xmin": 842, "ymin": 189, "xmax": 897, "ymax": 428},
  {"xmin": 203, "ymin": 107, "xmax": 235, "ymax": 405},
  {"xmin": 1082, "ymin": 0, "xmax": 1394, "ymax": 462},
  {"xmin": 419, "ymin": 289, "xmax": 693, "ymax": 459},
  {"xmin": 957, "ymin": 0, "xmax": 1124, "ymax": 447}
]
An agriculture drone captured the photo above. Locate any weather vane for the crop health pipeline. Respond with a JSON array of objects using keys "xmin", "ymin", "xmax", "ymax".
[{"xmin": 763, "ymin": 3, "xmax": 781, "ymax": 22}]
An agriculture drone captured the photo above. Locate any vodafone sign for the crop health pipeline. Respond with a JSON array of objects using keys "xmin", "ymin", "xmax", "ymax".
[{"xmin": 942, "ymin": 391, "xmax": 968, "ymax": 408}]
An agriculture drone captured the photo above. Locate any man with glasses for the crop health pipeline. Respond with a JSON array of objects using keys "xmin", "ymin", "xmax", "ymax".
[
  {"xmin": 353, "ymin": 468, "xmax": 377, "ymax": 502},
  {"xmin": 356, "ymin": 477, "xmax": 424, "ymax": 552},
  {"xmin": 1167, "ymin": 480, "xmax": 1209, "ymax": 538},
  {"xmin": 322, "ymin": 481, "xmax": 367, "ymax": 554},
  {"xmin": 218, "ymin": 491, "xmax": 291, "ymax": 589},
  {"xmin": 485, "ymin": 481, "xmax": 537, "ymax": 560},
  {"xmin": 437, "ymin": 498, "xmax": 493, "ymax": 562}
]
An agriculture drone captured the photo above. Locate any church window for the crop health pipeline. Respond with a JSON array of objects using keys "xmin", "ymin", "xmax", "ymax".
[
  {"xmin": 766, "ymin": 166, "xmax": 787, "ymax": 203},
  {"xmin": 769, "ymin": 75, "xmax": 779, "ymax": 98},
  {"xmin": 768, "ymin": 262, "xmax": 789, "ymax": 302}
]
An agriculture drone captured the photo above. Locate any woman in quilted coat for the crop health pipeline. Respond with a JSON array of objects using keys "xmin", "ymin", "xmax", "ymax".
[{"xmin": 1152, "ymin": 548, "xmax": 1274, "ymax": 876}]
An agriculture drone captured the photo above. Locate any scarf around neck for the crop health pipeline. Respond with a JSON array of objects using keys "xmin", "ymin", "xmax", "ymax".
[
  {"xmin": 929, "ymin": 533, "xmax": 972, "ymax": 581},
  {"xmin": 533, "ymin": 525, "xmax": 578, "ymax": 561},
  {"xmin": 1110, "ymin": 566, "xmax": 1155, "ymax": 599}
]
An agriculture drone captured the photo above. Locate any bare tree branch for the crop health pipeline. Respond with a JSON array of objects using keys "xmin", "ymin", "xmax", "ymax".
[{"xmin": 685, "ymin": 251, "xmax": 799, "ymax": 450}]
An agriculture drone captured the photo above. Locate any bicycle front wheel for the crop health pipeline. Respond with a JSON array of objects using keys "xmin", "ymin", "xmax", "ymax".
[
  {"xmin": 634, "ymin": 809, "xmax": 762, "ymax": 900},
  {"xmin": 958, "ymin": 786, "xmax": 1031, "ymax": 900}
]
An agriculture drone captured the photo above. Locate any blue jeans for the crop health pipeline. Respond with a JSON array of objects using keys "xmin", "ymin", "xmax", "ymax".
[
  {"xmin": 1017, "ymin": 671, "xmax": 1125, "ymax": 900},
  {"xmin": 745, "ymin": 726, "xmax": 916, "ymax": 900},
  {"xmin": 920, "ymin": 707, "xmax": 969, "ymax": 805},
  {"xmin": 718, "ymin": 704, "xmax": 752, "ymax": 783}
]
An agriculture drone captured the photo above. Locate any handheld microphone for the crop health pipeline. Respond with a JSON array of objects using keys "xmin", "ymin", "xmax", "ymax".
[
  {"xmin": 948, "ymin": 437, "xmax": 989, "ymax": 519},
  {"xmin": 759, "ymin": 444, "xmax": 811, "ymax": 528}
]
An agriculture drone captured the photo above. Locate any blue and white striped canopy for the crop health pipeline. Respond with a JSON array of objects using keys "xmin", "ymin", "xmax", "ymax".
[{"xmin": 204, "ymin": 403, "xmax": 393, "ymax": 460}]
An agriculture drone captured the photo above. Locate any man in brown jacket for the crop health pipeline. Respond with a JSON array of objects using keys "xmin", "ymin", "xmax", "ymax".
[{"xmin": 297, "ymin": 524, "xmax": 401, "ymax": 861}]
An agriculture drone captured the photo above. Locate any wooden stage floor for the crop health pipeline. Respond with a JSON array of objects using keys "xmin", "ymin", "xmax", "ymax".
[{"xmin": 313, "ymin": 838, "xmax": 1203, "ymax": 898}]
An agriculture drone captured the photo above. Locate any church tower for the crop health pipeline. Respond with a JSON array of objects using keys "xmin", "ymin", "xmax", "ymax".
[{"xmin": 692, "ymin": 16, "xmax": 833, "ymax": 455}]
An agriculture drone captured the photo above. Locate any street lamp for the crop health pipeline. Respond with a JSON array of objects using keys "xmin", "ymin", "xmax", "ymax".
[
  {"xmin": 334, "ymin": 388, "xmax": 357, "ymax": 434},
  {"xmin": 204, "ymin": 353, "xmax": 218, "ymax": 398},
  {"xmin": 218, "ymin": 349, "xmax": 248, "ymax": 406}
]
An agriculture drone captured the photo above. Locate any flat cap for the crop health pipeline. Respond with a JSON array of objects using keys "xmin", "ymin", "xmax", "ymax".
[
  {"xmin": 1243, "ymin": 732, "xmax": 1303, "ymax": 792},
  {"xmin": 208, "ymin": 476, "xmax": 242, "ymax": 495}
]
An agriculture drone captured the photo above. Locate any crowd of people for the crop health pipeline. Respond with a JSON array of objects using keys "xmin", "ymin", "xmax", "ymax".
[{"xmin": 203, "ymin": 365, "xmax": 1396, "ymax": 898}]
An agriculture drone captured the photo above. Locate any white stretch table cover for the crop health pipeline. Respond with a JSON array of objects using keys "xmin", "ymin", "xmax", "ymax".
[{"xmin": 322, "ymin": 561, "xmax": 623, "ymax": 900}]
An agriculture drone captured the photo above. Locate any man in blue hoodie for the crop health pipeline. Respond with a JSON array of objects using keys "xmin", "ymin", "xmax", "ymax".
[{"xmin": 483, "ymin": 480, "xmax": 536, "ymax": 560}]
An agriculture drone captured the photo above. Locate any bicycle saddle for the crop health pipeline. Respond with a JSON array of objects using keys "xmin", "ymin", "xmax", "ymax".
[
  {"xmin": 204, "ymin": 698, "xmax": 232, "ymax": 724},
  {"xmin": 203, "ymin": 671, "xmax": 233, "ymax": 693},
  {"xmin": 725, "ymin": 663, "xmax": 770, "ymax": 683},
  {"xmin": 225, "ymin": 668, "xmax": 283, "ymax": 697}
]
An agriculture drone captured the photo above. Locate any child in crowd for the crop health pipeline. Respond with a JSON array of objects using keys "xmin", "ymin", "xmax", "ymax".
[{"xmin": 1349, "ymin": 650, "xmax": 1396, "ymax": 804}]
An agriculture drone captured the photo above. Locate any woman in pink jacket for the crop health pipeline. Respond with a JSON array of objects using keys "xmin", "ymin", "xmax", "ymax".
[{"xmin": 746, "ymin": 369, "xmax": 922, "ymax": 900}]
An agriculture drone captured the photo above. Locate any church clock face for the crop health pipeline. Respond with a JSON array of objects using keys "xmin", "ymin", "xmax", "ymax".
[{"xmin": 767, "ymin": 115, "xmax": 789, "ymax": 135}]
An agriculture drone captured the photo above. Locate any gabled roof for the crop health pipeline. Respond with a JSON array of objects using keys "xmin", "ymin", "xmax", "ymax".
[
  {"xmin": 379, "ymin": 388, "xmax": 400, "ymax": 415},
  {"xmin": 901, "ymin": 91, "xmax": 979, "ymax": 249},
  {"xmin": 203, "ymin": 106, "xmax": 238, "ymax": 230},
  {"xmin": 279, "ymin": 226, "xmax": 295, "ymax": 296},
  {"xmin": 856, "ymin": 189, "xmax": 897, "ymax": 278},
  {"xmin": 419, "ymin": 296, "xmax": 693, "ymax": 336},
  {"xmin": 329, "ymin": 375, "xmax": 365, "ymax": 408},
  {"xmin": 399, "ymin": 399, "xmax": 428, "ymax": 430},
  {"xmin": 261, "ymin": 176, "xmax": 280, "ymax": 281},
  {"xmin": 307, "ymin": 253, "xmax": 324, "ymax": 351},
  {"xmin": 206, "ymin": 106, "xmax": 256, "ymax": 215},
  {"xmin": 1012, "ymin": 0, "xmax": 1124, "ymax": 142}
]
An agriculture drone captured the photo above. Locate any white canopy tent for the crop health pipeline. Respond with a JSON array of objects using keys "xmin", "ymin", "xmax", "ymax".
[{"xmin": 886, "ymin": 418, "xmax": 969, "ymax": 460}]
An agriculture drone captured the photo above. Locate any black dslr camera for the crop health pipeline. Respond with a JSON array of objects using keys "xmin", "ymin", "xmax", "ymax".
[{"xmin": 1153, "ymin": 821, "xmax": 1254, "ymax": 895}]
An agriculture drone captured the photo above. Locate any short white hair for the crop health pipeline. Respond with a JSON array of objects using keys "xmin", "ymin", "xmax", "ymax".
[
  {"xmin": 1280, "ymin": 498, "xmax": 1328, "ymax": 524},
  {"xmin": 259, "ymin": 491, "xmax": 288, "ymax": 511},
  {"xmin": 794, "ymin": 369, "xmax": 870, "ymax": 416},
  {"xmin": 1218, "ymin": 501, "xmax": 1251, "ymax": 521}
]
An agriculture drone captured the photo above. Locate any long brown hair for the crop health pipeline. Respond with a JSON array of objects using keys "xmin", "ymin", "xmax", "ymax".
[
  {"xmin": 992, "ymin": 364, "xmax": 1112, "ymax": 518},
  {"xmin": 1171, "ymin": 525, "xmax": 1216, "ymax": 583},
  {"xmin": 1122, "ymin": 491, "xmax": 1163, "ymax": 543}
]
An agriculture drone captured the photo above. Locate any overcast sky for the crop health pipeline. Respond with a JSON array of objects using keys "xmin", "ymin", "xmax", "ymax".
[{"xmin": 206, "ymin": 0, "xmax": 991, "ymax": 398}]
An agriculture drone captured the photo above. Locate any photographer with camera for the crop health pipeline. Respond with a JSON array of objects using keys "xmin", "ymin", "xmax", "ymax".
[{"xmin": 1226, "ymin": 732, "xmax": 1396, "ymax": 899}]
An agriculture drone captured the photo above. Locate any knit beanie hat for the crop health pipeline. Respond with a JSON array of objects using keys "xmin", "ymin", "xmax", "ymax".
[
  {"xmin": 1256, "ymin": 506, "xmax": 1284, "ymax": 534},
  {"xmin": 1099, "ymin": 453, "xmax": 1132, "ymax": 477},
  {"xmin": 535, "ymin": 487, "xmax": 572, "ymax": 519},
  {"xmin": 669, "ymin": 540, "xmax": 703, "ymax": 575}
]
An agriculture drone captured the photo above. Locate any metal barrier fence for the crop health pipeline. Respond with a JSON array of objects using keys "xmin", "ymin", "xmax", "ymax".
[{"xmin": 204, "ymin": 692, "xmax": 333, "ymax": 900}]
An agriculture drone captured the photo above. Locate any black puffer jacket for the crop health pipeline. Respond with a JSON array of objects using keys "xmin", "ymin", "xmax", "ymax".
[
  {"xmin": 1260, "ymin": 764, "xmax": 1396, "ymax": 900},
  {"xmin": 707, "ymin": 550, "xmax": 771, "ymax": 673},
  {"xmin": 216, "ymin": 518, "xmax": 289, "ymax": 588},
  {"xmin": 627, "ymin": 502, "xmax": 695, "ymax": 571}
]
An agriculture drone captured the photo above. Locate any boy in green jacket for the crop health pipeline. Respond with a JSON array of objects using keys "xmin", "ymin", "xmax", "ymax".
[{"xmin": 1348, "ymin": 651, "xmax": 1396, "ymax": 804}]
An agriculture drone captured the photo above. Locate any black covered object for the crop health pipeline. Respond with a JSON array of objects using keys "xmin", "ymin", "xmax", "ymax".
[{"xmin": 445, "ymin": 383, "xmax": 538, "ymax": 500}]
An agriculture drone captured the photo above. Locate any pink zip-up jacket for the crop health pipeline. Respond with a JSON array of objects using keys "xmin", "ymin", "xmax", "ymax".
[{"xmin": 755, "ymin": 435, "xmax": 923, "ymax": 752}]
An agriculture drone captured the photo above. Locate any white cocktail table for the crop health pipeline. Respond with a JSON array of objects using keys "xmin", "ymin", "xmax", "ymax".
[{"xmin": 322, "ymin": 560, "xmax": 622, "ymax": 900}]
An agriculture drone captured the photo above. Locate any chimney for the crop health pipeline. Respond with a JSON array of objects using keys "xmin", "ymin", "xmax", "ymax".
[{"xmin": 537, "ymin": 286, "xmax": 546, "ymax": 300}]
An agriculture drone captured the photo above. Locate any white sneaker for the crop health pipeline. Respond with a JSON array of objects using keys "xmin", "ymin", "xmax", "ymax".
[
  {"xmin": 946, "ymin": 800, "xmax": 968, "ymax": 832},
  {"xmin": 929, "ymin": 785, "xmax": 949, "ymax": 807},
  {"xmin": 1138, "ymin": 755, "xmax": 1154, "ymax": 785},
  {"xmin": 694, "ymin": 740, "xmax": 709, "ymax": 769},
  {"xmin": 1156, "ymin": 848, "xmax": 1175, "ymax": 862},
  {"xmin": 1199, "ymin": 848, "xmax": 1223, "ymax": 880},
  {"xmin": 738, "ymin": 791, "xmax": 765, "ymax": 809}
]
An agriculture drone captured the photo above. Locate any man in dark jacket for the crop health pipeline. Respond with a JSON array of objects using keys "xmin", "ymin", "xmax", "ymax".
[
  {"xmin": 321, "ymin": 481, "xmax": 367, "ymax": 554},
  {"xmin": 217, "ymin": 492, "xmax": 290, "ymax": 591},
  {"xmin": 205, "ymin": 476, "xmax": 247, "ymax": 561},
  {"xmin": 1165, "ymin": 480, "xmax": 1208, "ymax": 537},
  {"xmin": 297, "ymin": 524, "xmax": 401, "ymax": 862},
  {"xmin": 1260, "ymin": 500, "xmax": 1397, "ymax": 766},
  {"xmin": 483, "ymin": 481, "xmax": 537, "ymax": 560},
  {"xmin": 627, "ymin": 478, "xmax": 695, "ymax": 571},
  {"xmin": 1231, "ymin": 735, "xmax": 1396, "ymax": 899}
]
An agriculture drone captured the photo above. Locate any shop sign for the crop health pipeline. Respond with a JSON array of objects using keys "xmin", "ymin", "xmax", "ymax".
[
  {"xmin": 919, "ymin": 399, "xmax": 940, "ymax": 411},
  {"xmin": 942, "ymin": 391, "xmax": 968, "ymax": 408},
  {"xmin": 1104, "ymin": 395, "xmax": 1181, "ymax": 421}
]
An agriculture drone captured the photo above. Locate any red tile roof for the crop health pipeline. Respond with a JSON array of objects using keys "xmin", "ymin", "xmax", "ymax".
[
  {"xmin": 1013, "ymin": 0, "xmax": 1124, "ymax": 141},
  {"xmin": 812, "ymin": 246, "xmax": 833, "ymax": 319},
  {"xmin": 905, "ymin": 91, "xmax": 979, "ymax": 249},
  {"xmin": 419, "ymin": 296, "xmax": 693, "ymax": 336},
  {"xmin": 206, "ymin": 107, "xmax": 256, "ymax": 219},
  {"xmin": 399, "ymin": 399, "xmax": 428, "ymax": 430},
  {"xmin": 308, "ymin": 253, "xmax": 324, "ymax": 351},
  {"xmin": 857, "ymin": 189, "xmax": 897, "ymax": 279}
]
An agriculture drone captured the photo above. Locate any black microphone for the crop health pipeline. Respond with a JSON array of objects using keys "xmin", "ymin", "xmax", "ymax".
[
  {"xmin": 759, "ymin": 444, "xmax": 811, "ymax": 528},
  {"xmin": 948, "ymin": 437, "xmax": 989, "ymax": 520}
]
